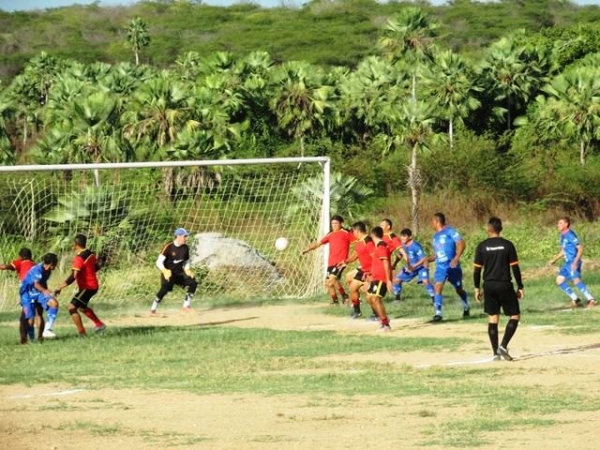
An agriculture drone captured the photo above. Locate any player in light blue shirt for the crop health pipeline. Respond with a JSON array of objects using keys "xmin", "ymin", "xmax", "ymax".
[
  {"xmin": 429, "ymin": 212, "xmax": 470, "ymax": 322},
  {"xmin": 393, "ymin": 228, "xmax": 435, "ymax": 302},
  {"xmin": 549, "ymin": 216, "xmax": 596, "ymax": 308},
  {"xmin": 20, "ymin": 253, "xmax": 59, "ymax": 340}
]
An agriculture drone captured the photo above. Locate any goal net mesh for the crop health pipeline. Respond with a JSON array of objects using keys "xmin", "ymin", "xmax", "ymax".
[{"xmin": 0, "ymin": 161, "xmax": 327, "ymax": 310}]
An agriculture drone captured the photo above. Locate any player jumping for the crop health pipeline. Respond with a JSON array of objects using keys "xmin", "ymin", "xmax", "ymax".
[{"xmin": 393, "ymin": 228, "xmax": 435, "ymax": 303}]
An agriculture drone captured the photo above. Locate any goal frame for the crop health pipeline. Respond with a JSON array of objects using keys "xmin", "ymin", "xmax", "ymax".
[{"xmin": 0, "ymin": 156, "xmax": 332, "ymax": 280}]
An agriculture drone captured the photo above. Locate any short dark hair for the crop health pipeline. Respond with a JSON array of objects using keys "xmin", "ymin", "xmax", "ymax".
[
  {"xmin": 559, "ymin": 216, "xmax": 571, "ymax": 227},
  {"xmin": 19, "ymin": 248, "xmax": 32, "ymax": 260},
  {"xmin": 371, "ymin": 226, "xmax": 384, "ymax": 239},
  {"xmin": 488, "ymin": 217, "xmax": 503, "ymax": 233},
  {"xmin": 400, "ymin": 228, "xmax": 412, "ymax": 237},
  {"xmin": 433, "ymin": 212, "xmax": 446, "ymax": 225},
  {"xmin": 74, "ymin": 234, "xmax": 87, "ymax": 248},
  {"xmin": 381, "ymin": 218, "xmax": 392, "ymax": 228},
  {"xmin": 352, "ymin": 221, "xmax": 367, "ymax": 233},
  {"xmin": 43, "ymin": 253, "xmax": 58, "ymax": 266},
  {"xmin": 331, "ymin": 215, "xmax": 344, "ymax": 223}
]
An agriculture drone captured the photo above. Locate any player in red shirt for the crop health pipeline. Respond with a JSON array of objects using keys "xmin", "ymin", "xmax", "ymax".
[
  {"xmin": 0, "ymin": 248, "xmax": 37, "ymax": 343},
  {"xmin": 55, "ymin": 234, "xmax": 106, "ymax": 336},
  {"xmin": 302, "ymin": 215, "xmax": 355, "ymax": 305},
  {"xmin": 367, "ymin": 226, "xmax": 393, "ymax": 332},
  {"xmin": 339, "ymin": 221, "xmax": 375, "ymax": 318}
]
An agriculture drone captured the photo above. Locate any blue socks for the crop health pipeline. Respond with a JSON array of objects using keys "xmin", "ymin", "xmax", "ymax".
[
  {"xmin": 434, "ymin": 294, "xmax": 443, "ymax": 314},
  {"xmin": 46, "ymin": 306, "xmax": 58, "ymax": 331},
  {"xmin": 558, "ymin": 282, "xmax": 578, "ymax": 301},
  {"xmin": 575, "ymin": 281, "xmax": 594, "ymax": 301}
]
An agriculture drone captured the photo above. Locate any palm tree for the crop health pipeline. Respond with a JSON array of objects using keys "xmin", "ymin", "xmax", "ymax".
[
  {"xmin": 425, "ymin": 50, "xmax": 482, "ymax": 150},
  {"xmin": 270, "ymin": 61, "xmax": 331, "ymax": 157},
  {"xmin": 534, "ymin": 67, "xmax": 600, "ymax": 165},
  {"xmin": 378, "ymin": 7, "xmax": 438, "ymax": 103},
  {"xmin": 125, "ymin": 17, "xmax": 150, "ymax": 66}
]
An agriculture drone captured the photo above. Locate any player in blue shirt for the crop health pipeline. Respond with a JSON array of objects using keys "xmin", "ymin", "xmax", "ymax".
[
  {"xmin": 20, "ymin": 253, "xmax": 59, "ymax": 341},
  {"xmin": 429, "ymin": 213, "xmax": 470, "ymax": 322},
  {"xmin": 549, "ymin": 216, "xmax": 596, "ymax": 308},
  {"xmin": 393, "ymin": 228, "xmax": 435, "ymax": 303}
]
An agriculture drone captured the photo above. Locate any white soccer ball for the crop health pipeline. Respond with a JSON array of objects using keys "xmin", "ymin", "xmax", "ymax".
[{"xmin": 275, "ymin": 237, "xmax": 289, "ymax": 251}]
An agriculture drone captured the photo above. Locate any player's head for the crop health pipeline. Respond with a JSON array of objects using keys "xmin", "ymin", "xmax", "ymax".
[
  {"xmin": 42, "ymin": 253, "xmax": 58, "ymax": 270},
  {"xmin": 18, "ymin": 248, "xmax": 32, "ymax": 260},
  {"xmin": 370, "ymin": 226, "xmax": 384, "ymax": 240},
  {"xmin": 174, "ymin": 227, "xmax": 190, "ymax": 244},
  {"xmin": 352, "ymin": 221, "xmax": 367, "ymax": 236},
  {"xmin": 331, "ymin": 215, "xmax": 344, "ymax": 231},
  {"xmin": 74, "ymin": 234, "xmax": 87, "ymax": 249},
  {"xmin": 432, "ymin": 212, "xmax": 446, "ymax": 230},
  {"xmin": 558, "ymin": 216, "xmax": 571, "ymax": 232},
  {"xmin": 380, "ymin": 218, "xmax": 392, "ymax": 232},
  {"xmin": 487, "ymin": 217, "xmax": 503, "ymax": 235},
  {"xmin": 399, "ymin": 228, "xmax": 412, "ymax": 244}
]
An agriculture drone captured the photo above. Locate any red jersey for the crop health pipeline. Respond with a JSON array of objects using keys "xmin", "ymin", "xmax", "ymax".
[
  {"xmin": 371, "ymin": 241, "xmax": 391, "ymax": 282},
  {"xmin": 383, "ymin": 232, "xmax": 401, "ymax": 252},
  {"xmin": 321, "ymin": 229, "xmax": 355, "ymax": 266},
  {"xmin": 11, "ymin": 259, "xmax": 36, "ymax": 281},
  {"xmin": 355, "ymin": 236, "xmax": 375, "ymax": 272},
  {"xmin": 73, "ymin": 249, "xmax": 99, "ymax": 290}
]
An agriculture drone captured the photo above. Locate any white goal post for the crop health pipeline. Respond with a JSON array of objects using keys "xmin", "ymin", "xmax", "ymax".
[{"xmin": 0, "ymin": 157, "xmax": 331, "ymax": 310}]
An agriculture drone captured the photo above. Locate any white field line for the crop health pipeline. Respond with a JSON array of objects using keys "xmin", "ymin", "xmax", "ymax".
[{"xmin": 8, "ymin": 388, "xmax": 86, "ymax": 400}]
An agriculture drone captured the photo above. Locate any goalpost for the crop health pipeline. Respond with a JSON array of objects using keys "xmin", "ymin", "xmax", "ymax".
[{"xmin": 0, "ymin": 157, "xmax": 331, "ymax": 310}]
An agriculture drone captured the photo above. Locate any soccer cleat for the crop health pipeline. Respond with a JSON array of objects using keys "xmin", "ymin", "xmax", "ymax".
[
  {"xmin": 350, "ymin": 311, "xmax": 362, "ymax": 319},
  {"xmin": 432, "ymin": 314, "xmax": 443, "ymax": 323},
  {"xmin": 492, "ymin": 354, "xmax": 501, "ymax": 361},
  {"xmin": 42, "ymin": 329, "xmax": 56, "ymax": 339},
  {"xmin": 181, "ymin": 306, "xmax": 193, "ymax": 312},
  {"xmin": 94, "ymin": 324, "xmax": 106, "ymax": 332},
  {"xmin": 377, "ymin": 324, "xmax": 392, "ymax": 333},
  {"xmin": 330, "ymin": 299, "xmax": 340, "ymax": 306},
  {"xmin": 463, "ymin": 308, "xmax": 470, "ymax": 318},
  {"xmin": 150, "ymin": 309, "xmax": 157, "ymax": 316},
  {"xmin": 587, "ymin": 299, "xmax": 596, "ymax": 309},
  {"xmin": 497, "ymin": 346, "xmax": 513, "ymax": 361},
  {"xmin": 570, "ymin": 298, "xmax": 583, "ymax": 309},
  {"xmin": 366, "ymin": 314, "xmax": 379, "ymax": 322}
]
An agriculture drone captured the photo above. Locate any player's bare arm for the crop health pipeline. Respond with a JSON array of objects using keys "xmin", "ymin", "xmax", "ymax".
[
  {"xmin": 451, "ymin": 239, "xmax": 466, "ymax": 268},
  {"xmin": 301, "ymin": 242, "xmax": 321, "ymax": 255},
  {"xmin": 549, "ymin": 249, "xmax": 564, "ymax": 265}
]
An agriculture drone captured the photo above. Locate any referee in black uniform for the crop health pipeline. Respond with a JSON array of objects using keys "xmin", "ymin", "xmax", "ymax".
[{"xmin": 473, "ymin": 217, "xmax": 524, "ymax": 361}]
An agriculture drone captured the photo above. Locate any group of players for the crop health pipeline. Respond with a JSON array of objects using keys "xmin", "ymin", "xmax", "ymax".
[
  {"xmin": 302, "ymin": 213, "xmax": 596, "ymax": 360},
  {"xmin": 302, "ymin": 213, "xmax": 469, "ymax": 332},
  {"xmin": 1, "ymin": 234, "xmax": 105, "ymax": 344}
]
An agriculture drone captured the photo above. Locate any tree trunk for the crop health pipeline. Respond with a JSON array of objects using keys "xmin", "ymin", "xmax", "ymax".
[
  {"xmin": 23, "ymin": 118, "xmax": 27, "ymax": 147},
  {"xmin": 411, "ymin": 74, "xmax": 417, "ymax": 104},
  {"xmin": 449, "ymin": 117, "xmax": 454, "ymax": 151},
  {"xmin": 507, "ymin": 97, "xmax": 511, "ymax": 131},
  {"xmin": 135, "ymin": 50, "xmax": 140, "ymax": 66},
  {"xmin": 408, "ymin": 142, "xmax": 420, "ymax": 236},
  {"xmin": 300, "ymin": 134, "xmax": 305, "ymax": 158},
  {"xmin": 580, "ymin": 140, "xmax": 586, "ymax": 166}
]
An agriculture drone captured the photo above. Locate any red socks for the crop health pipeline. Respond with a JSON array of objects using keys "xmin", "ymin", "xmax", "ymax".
[{"xmin": 82, "ymin": 308, "xmax": 103, "ymax": 327}]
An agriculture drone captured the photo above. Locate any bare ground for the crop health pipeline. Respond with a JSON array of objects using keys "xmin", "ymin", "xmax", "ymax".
[{"xmin": 2, "ymin": 303, "xmax": 600, "ymax": 450}]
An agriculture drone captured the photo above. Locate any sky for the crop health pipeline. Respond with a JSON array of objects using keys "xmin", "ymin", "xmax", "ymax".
[{"xmin": 1, "ymin": 0, "xmax": 600, "ymax": 12}]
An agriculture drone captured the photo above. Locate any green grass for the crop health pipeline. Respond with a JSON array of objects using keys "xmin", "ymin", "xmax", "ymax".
[{"xmin": 1, "ymin": 267, "xmax": 600, "ymax": 448}]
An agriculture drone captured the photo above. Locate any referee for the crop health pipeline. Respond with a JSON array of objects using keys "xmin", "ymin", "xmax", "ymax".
[{"xmin": 473, "ymin": 217, "xmax": 524, "ymax": 361}]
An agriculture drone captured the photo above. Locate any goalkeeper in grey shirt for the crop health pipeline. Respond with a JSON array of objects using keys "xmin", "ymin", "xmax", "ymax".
[{"xmin": 473, "ymin": 217, "xmax": 524, "ymax": 362}]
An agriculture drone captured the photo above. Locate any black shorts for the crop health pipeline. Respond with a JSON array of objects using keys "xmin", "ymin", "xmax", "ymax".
[
  {"xmin": 353, "ymin": 269, "xmax": 368, "ymax": 283},
  {"xmin": 71, "ymin": 289, "xmax": 98, "ymax": 309},
  {"xmin": 483, "ymin": 281, "xmax": 520, "ymax": 316},
  {"xmin": 367, "ymin": 280, "xmax": 387, "ymax": 298},
  {"xmin": 327, "ymin": 265, "xmax": 345, "ymax": 279}
]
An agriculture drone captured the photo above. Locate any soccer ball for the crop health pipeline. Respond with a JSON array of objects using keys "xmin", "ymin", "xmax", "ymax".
[{"xmin": 275, "ymin": 237, "xmax": 289, "ymax": 251}]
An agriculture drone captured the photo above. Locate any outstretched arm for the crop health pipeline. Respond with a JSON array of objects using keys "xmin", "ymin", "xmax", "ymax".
[{"xmin": 302, "ymin": 242, "xmax": 321, "ymax": 255}]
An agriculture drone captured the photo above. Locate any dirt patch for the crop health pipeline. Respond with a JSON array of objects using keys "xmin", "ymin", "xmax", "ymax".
[{"xmin": 2, "ymin": 303, "xmax": 600, "ymax": 449}]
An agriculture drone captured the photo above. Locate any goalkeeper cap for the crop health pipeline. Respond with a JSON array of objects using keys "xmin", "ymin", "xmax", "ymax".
[{"xmin": 174, "ymin": 227, "xmax": 190, "ymax": 237}]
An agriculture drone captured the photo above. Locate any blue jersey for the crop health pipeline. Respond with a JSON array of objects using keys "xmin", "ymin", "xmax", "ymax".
[
  {"xmin": 560, "ymin": 229, "xmax": 580, "ymax": 263},
  {"xmin": 402, "ymin": 240, "xmax": 427, "ymax": 269},
  {"xmin": 432, "ymin": 226, "xmax": 463, "ymax": 269},
  {"xmin": 20, "ymin": 263, "xmax": 52, "ymax": 302}
]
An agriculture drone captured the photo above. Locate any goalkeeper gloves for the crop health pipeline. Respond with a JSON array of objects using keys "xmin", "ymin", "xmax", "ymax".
[
  {"xmin": 161, "ymin": 269, "xmax": 172, "ymax": 281},
  {"xmin": 184, "ymin": 268, "xmax": 195, "ymax": 279}
]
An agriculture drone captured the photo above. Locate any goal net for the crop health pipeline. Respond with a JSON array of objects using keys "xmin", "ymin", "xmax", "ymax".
[{"xmin": 0, "ymin": 158, "xmax": 330, "ymax": 311}]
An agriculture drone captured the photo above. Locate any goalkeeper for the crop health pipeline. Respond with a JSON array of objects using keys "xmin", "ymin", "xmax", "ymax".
[{"xmin": 151, "ymin": 228, "xmax": 198, "ymax": 314}]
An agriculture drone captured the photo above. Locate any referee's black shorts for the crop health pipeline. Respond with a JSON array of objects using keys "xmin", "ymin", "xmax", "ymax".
[{"xmin": 483, "ymin": 281, "xmax": 520, "ymax": 316}]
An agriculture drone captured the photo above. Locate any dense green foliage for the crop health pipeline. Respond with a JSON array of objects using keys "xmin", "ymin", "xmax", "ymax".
[{"xmin": 2, "ymin": 0, "xmax": 600, "ymax": 224}]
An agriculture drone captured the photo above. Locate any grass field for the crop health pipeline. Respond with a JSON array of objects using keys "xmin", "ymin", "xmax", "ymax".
[{"xmin": 1, "ymin": 268, "xmax": 600, "ymax": 450}]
